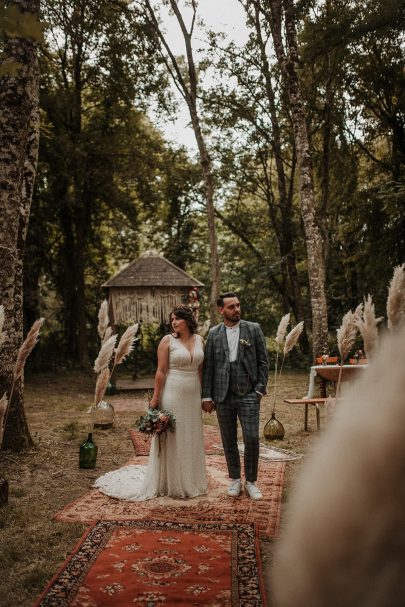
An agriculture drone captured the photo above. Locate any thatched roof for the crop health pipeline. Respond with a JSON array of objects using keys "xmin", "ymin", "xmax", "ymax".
[{"xmin": 102, "ymin": 251, "xmax": 204, "ymax": 288}]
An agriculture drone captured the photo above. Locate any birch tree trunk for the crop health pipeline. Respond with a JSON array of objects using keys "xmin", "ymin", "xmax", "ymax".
[
  {"xmin": 266, "ymin": 0, "xmax": 328, "ymax": 358},
  {"xmin": 0, "ymin": 0, "xmax": 40, "ymax": 449},
  {"xmin": 185, "ymin": 89, "xmax": 220, "ymax": 325},
  {"xmin": 144, "ymin": 0, "xmax": 221, "ymax": 324}
]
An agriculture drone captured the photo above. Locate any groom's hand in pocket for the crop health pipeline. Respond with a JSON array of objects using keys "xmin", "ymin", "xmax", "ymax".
[{"xmin": 202, "ymin": 400, "xmax": 215, "ymax": 414}]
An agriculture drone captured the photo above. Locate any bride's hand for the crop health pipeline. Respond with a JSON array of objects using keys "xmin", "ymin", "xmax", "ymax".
[{"xmin": 149, "ymin": 397, "xmax": 159, "ymax": 409}]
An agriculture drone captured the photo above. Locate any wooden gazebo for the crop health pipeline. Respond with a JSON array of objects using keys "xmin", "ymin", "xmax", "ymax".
[{"xmin": 102, "ymin": 251, "xmax": 204, "ymax": 326}]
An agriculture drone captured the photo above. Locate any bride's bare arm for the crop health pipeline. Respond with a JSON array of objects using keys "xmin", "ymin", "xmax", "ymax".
[{"xmin": 149, "ymin": 335, "xmax": 170, "ymax": 409}]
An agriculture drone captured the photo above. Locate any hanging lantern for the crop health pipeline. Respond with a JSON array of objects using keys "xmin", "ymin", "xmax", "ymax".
[{"xmin": 263, "ymin": 412, "xmax": 285, "ymax": 440}]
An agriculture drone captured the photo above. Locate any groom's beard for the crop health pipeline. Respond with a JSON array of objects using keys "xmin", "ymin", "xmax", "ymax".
[{"xmin": 223, "ymin": 311, "xmax": 241, "ymax": 324}]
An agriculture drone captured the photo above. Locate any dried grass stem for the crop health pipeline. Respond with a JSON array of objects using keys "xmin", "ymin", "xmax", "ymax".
[
  {"xmin": 387, "ymin": 264, "xmax": 405, "ymax": 330},
  {"xmin": 94, "ymin": 334, "xmax": 117, "ymax": 373},
  {"xmin": 114, "ymin": 323, "xmax": 139, "ymax": 366},
  {"xmin": 355, "ymin": 295, "xmax": 383, "ymax": 360},
  {"xmin": 94, "ymin": 368, "xmax": 110, "ymax": 406},
  {"xmin": 336, "ymin": 311, "xmax": 357, "ymax": 363},
  {"xmin": 14, "ymin": 318, "xmax": 45, "ymax": 381},
  {"xmin": 97, "ymin": 300, "xmax": 110, "ymax": 340}
]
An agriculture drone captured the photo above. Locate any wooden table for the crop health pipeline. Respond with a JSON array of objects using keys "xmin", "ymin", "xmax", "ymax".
[{"xmin": 306, "ymin": 364, "xmax": 368, "ymax": 398}]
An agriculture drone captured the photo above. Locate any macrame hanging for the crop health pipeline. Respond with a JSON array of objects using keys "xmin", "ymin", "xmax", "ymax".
[{"xmin": 110, "ymin": 288, "xmax": 184, "ymax": 325}]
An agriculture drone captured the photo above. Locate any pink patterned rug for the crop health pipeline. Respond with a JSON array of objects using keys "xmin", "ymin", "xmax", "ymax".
[{"xmin": 54, "ymin": 454, "xmax": 285, "ymax": 539}]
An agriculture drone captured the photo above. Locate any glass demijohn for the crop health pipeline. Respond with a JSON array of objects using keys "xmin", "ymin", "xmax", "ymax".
[
  {"xmin": 92, "ymin": 400, "xmax": 114, "ymax": 429},
  {"xmin": 79, "ymin": 433, "xmax": 98, "ymax": 469}
]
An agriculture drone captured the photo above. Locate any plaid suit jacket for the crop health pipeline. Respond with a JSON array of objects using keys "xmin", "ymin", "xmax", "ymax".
[{"xmin": 202, "ymin": 319, "xmax": 269, "ymax": 404}]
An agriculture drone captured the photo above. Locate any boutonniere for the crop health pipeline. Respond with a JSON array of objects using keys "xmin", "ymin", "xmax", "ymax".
[{"xmin": 239, "ymin": 338, "xmax": 251, "ymax": 347}]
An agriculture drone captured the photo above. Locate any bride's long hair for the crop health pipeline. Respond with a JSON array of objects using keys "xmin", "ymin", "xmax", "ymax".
[{"xmin": 170, "ymin": 305, "xmax": 197, "ymax": 337}]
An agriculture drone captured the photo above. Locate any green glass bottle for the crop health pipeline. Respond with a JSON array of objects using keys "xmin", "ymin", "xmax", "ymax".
[{"xmin": 79, "ymin": 433, "xmax": 98, "ymax": 469}]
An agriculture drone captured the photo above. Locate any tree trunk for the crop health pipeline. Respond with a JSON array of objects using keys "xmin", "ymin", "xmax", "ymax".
[
  {"xmin": 0, "ymin": 0, "xmax": 40, "ymax": 450},
  {"xmin": 250, "ymin": 1, "xmax": 309, "ymax": 351},
  {"xmin": 58, "ymin": 189, "xmax": 88, "ymax": 363},
  {"xmin": 267, "ymin": 0, "xmax": 328, "ymax": 358},
  {"xmin": 188, "ymin": 105, "xmax": 221, "ymax": 324},
  {"xmin": 144, "ymin": 0, "xmax": 221, "ymax": 326},
  {"xmin": 72, "ymin": 204, "xmax": 88, "ymax": 364},
  {"xmin": 318, "ymin": 1, "xmax": 334, "ymax": 267}
]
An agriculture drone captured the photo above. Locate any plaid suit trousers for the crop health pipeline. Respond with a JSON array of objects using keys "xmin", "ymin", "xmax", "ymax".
[{"xmin": 216, "ymin": 390, "xmax": 260, "ymax": 482}]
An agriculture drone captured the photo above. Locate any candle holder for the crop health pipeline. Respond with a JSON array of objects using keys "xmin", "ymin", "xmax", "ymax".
[{"xmin": 263, "ymin": 412, "xmax": 285, "ymax": 440}]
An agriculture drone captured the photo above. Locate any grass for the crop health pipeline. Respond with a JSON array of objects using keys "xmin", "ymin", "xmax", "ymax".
[{"xmin": 0, "ymin": 368, "xmax": 325, "ymax": 607}]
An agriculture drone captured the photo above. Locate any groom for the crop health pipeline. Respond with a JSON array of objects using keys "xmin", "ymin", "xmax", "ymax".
[{"xmin": 202, "ymin": 292, "xmax": 269, "ymax": 500}]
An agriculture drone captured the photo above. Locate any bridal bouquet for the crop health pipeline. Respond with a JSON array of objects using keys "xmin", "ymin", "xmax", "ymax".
[{"xmin": 135, "ymin": 408, "xmax": 176, "ymax": 437}]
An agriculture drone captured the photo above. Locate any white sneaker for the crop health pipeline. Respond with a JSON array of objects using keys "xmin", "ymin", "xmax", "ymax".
[
  {"xmin": 227, "ymin": 479, "xmax": 242, "ymax": 497},
  {"xmin": 245, "ymin": 481, "xmax": 263, "ymax": 501}
]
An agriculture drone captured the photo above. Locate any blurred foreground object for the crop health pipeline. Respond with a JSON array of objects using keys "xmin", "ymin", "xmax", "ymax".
[{"xmin": 273, "ymin": 326, "xmax": 405, "ymax": 607}]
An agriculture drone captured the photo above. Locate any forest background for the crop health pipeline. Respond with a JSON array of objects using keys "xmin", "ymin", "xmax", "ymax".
[{"xmin": 0, "ymin": 0, "xmax": 404, "ymax": 447}]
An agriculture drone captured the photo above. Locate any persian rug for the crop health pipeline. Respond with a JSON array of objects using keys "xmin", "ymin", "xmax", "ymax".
[
  {"xmin": 35, "ymin": 520, "xmax": 266, "ymax": 606},
  {"xmin": 130, "ymin": 424, "xmax": 300, "ymax": 460},
  {"xmin": 54, "ymin": 455, "xmax": 285, "ymax": 538}
]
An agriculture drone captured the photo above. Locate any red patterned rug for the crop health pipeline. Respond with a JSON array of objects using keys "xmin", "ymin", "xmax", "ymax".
[
  {"xmin": 54, "ymin": 454, "xmax": 285, "ymax": 538},
  {"xmin": 35, "ymin": 520, "xmax": 266, "ymax": 606}
]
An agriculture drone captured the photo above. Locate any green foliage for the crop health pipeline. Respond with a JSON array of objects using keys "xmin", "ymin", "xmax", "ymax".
[
  {"xmin": 129, "ymin": 323, "xmax": 166, "ymax": 377},
  {"xmin": 19, "ymin": 0, "xmax": 404, "ymax": 364},
  {"xmin": 0, "ymin": 4, "xmax": 47, "ymax": 42},
  {"xmin": 25, "ymin": 0, "xmax": 200, "ymax": 363},
  {"xmin": 0, "ymin": 56, "xmax": 21, "ymax": 76}
]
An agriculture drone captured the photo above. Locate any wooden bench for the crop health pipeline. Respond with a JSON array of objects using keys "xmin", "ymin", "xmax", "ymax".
[{"xmin": 284, "ymin": 398, "xmax": 329, "ymax": 432}]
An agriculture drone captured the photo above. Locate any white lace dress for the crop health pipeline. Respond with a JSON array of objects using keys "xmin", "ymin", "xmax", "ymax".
[{"xmin": 94, "ymin": 334, "xmax": 207, "ymax": 501}]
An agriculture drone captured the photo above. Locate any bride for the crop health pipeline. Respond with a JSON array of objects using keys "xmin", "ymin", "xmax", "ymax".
[{"xmin": 94, "ymin": 305, "xmax": 208, "ymax": 501}]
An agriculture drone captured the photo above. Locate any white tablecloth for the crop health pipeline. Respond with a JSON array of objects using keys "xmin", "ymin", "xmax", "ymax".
[{"xmin": 305, "ymin": 364, "xmax": 369, "ymax": 398}]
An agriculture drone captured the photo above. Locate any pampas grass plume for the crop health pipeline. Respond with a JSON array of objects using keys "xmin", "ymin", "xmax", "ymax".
[
  {"xmin": 354, "ymin": 303, "xmax": 363, "ymax": 321},
  {"xmin": 0, "ymin": 393, "xmax": 8, "ymax": 441},
  {"xmin": 284, "ymin": 321, "xmax": 304, "ymax": 355},
  {"xmin": 14, "ymin": 318, "xmax": 45, "ymax": 381},
  {"xmin": 387, "ymin": 263, "xmax": 405, "ymax": 330},
  {"xmin": 97, "ymin": 299, "xmax": 110, "ymax": 340},
  {"xmin": 355, "ymin": 295, "xmax": 383, "ymax": 360},
  {"xmin": 114, "ymin": 323, "xmax": 139, "ymax": 365},
  {"xmin": 337, "ymin": 311, "xmax": 357, "ymax": 362},
  {"xmin": 94, "ymin": 368, "xmax": 110, "ymax": 406},
  {"xmin": 102, "ymin": 326, "xmax": 113, "ymax": 344},
  {"xmin": 94, "ymin": 334, "xmax": 117, "ymax": 373},
  {"xmin": 276, "ymin": 313, "xmax": 290, "ymax": 346},
  {"xmin": 0, "ymin": 305, "xmax": 6, "ymax": 348}
]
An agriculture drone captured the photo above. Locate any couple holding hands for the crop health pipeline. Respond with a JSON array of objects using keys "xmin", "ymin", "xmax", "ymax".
[{"xmin": 95, "ymin": 293, "xmax": 269, "ymax": 502}]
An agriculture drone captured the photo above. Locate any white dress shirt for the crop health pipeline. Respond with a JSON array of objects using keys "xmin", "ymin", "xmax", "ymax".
[{"xmin": 225, "ymin": 322, "xmax": 240, "ymax": 362}]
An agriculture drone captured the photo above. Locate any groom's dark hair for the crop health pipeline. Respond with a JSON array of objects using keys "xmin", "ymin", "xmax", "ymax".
[{"xmin": 217, "ymin": 292, "xmax": 238, "ymax": 307}]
